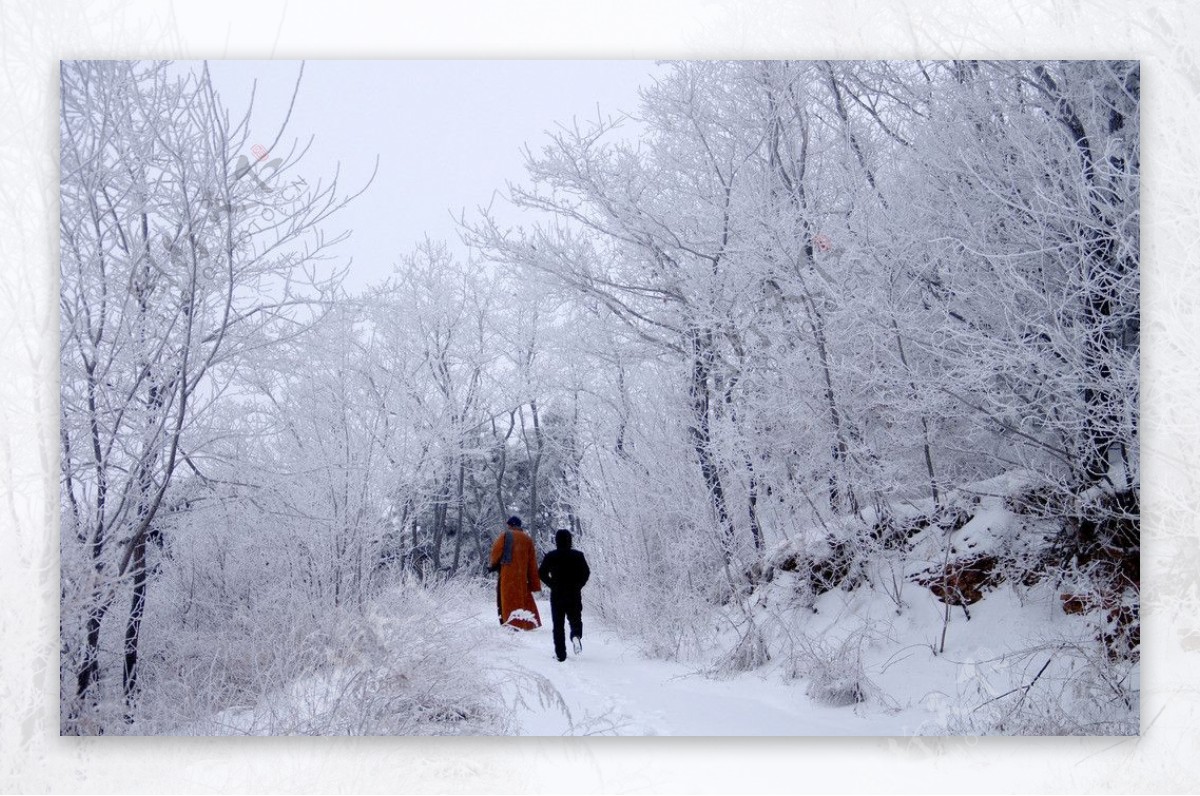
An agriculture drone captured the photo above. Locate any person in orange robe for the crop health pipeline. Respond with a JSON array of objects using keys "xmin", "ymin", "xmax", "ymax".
[{"xmin": 488, "ymin": 516, "xmax": 542, "ymax": 630}]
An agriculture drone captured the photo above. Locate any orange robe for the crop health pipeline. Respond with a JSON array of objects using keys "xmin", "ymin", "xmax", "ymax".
[{"xmin": 489, "ymin": 528, "xmax": 542, "ymax": 630}]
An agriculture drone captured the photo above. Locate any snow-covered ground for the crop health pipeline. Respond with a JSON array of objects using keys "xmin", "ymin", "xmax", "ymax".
[
  {"xmin": 181, "ymin": 556, "xmax": 1136, "ymax": 737},
  {"xmin": 476, "ymin": 595, "xmax": 925, "ymax": 735}
]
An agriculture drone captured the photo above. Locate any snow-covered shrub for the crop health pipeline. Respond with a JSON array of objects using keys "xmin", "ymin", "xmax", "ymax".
[
  {"xmin": 941, "ymin": 642, "xmax": 1139, "ymax": 736},
  {"xmin": 127, "ymin": 577, "xmax": 513, "ymax": 735},
  {"xmin": 578, "ymin": 431, "xmax": 729, "ymax": 661},
  {"xmin": 711, "ymin": 623, "xmax": 771, "ymax": 675},
  {"xmin": 610, "ymin": 549, "xmax": 719, "ymax": 662},
  {"xmin": 783, "ymin": 629, "xmax": 878, "ymax": 707}
]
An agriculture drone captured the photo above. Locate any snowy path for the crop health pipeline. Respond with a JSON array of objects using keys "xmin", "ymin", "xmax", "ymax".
[{"xmin": 469, "ymin": 595, "xmax": 921, "ymax": 736}]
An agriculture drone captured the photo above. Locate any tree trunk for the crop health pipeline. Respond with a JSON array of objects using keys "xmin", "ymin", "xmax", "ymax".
[
  {"xmin": 122, "ymin": 531, "xmax": 148, "ymax": 721},
  {"xmin": 615, "ymin": 364, "xmax": 629, "ymax": 457},
  {"xmin": 746, "ymin": 460, "xmax": 763, "ymax": 552},
  {"xmin": 565, "ymin": 389, "xmax": 584, "ymax": 536},
  {"xmin": 688, "ymin": 326, "xmax": 737, "ymax": 556},
  {"xmin": 75, "ymin": 359, "xmax": 110, "ymax": 707},
  {"xmin": 398, "ymin": 496, "xmax": 415, "ymax": 553},
  {"xmin": 75, "ymin": 596, "xmax": 109, "ymax": 704},
  {"xmin": 493, "ymin": 411, "xmax": 516, "ymax": 521},
  {"xmin": 468, "ymin": 469, "xmax": 485, "ymax": 566},
  {"xmin": 528, "ymin": 400, "xmax": 544, "ymax": 538},
  {"xmin": 452, "ymin": 457, "xmax": 466, "ymax": 572},
  {"xmin": 432, "ymin": 471, "xmax": 451, "ymax": 570},
  {"xmin": 802, "ymin": 291, "xmax": 857, "ymax": 514},
  {"xmin": 893, "ymin": 321, "xmax": 940, "ymax": 509}
]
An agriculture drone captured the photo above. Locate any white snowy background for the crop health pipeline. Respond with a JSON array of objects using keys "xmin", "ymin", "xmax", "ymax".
[{"xmin": 5, "ymin": 0, "xmax": 1200, "ymax": 793}]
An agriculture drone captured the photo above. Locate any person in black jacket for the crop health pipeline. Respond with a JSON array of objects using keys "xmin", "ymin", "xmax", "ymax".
[{"xmin": 538, "ymin": 528, "xmax": 591, "ymax": 662}]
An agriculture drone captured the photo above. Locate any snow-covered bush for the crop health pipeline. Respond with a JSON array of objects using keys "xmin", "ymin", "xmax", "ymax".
[
  {"xmin": 941, "ymin": 642, "xmax": 1139, "ymax": 736},
  {"xmin": 782, "ymin": 629, "xmax": 878, "ymax": 708},
  {"xmin": 127, "ymin": 577, "xmax": 512, "ymax": 735},
  {"xmin": 711, "ymin": 623, "xmax": 771, "ymax": 675},
  {"xmin": 577, "ymin": 416, "xmax": 731, "ymax": 662}
]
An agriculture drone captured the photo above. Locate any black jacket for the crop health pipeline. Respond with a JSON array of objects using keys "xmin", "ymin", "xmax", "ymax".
[{"xmin": 538, "ymin": 530, "xmax": 590, "ymax": 594}]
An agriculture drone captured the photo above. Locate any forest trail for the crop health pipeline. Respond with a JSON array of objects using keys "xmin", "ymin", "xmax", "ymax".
[{"xmin": 466, "ymin": 595, "xmax": 918, "ymax": 736}]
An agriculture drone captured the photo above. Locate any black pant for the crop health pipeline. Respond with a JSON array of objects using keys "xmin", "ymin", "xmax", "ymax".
[{"xmin": 550, "ymin": 590, "xmax": 583, "ymax": 661}]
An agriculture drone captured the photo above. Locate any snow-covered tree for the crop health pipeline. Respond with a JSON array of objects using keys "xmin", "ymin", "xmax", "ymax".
[{"xmin": 59, "ymin": 59, "xmax": 366, "ymax": 729}]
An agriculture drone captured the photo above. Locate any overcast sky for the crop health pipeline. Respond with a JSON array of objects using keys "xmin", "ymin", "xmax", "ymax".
[{"xmin": 203, "ymin": 60, "xmax": 662, "ymax": 292}]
